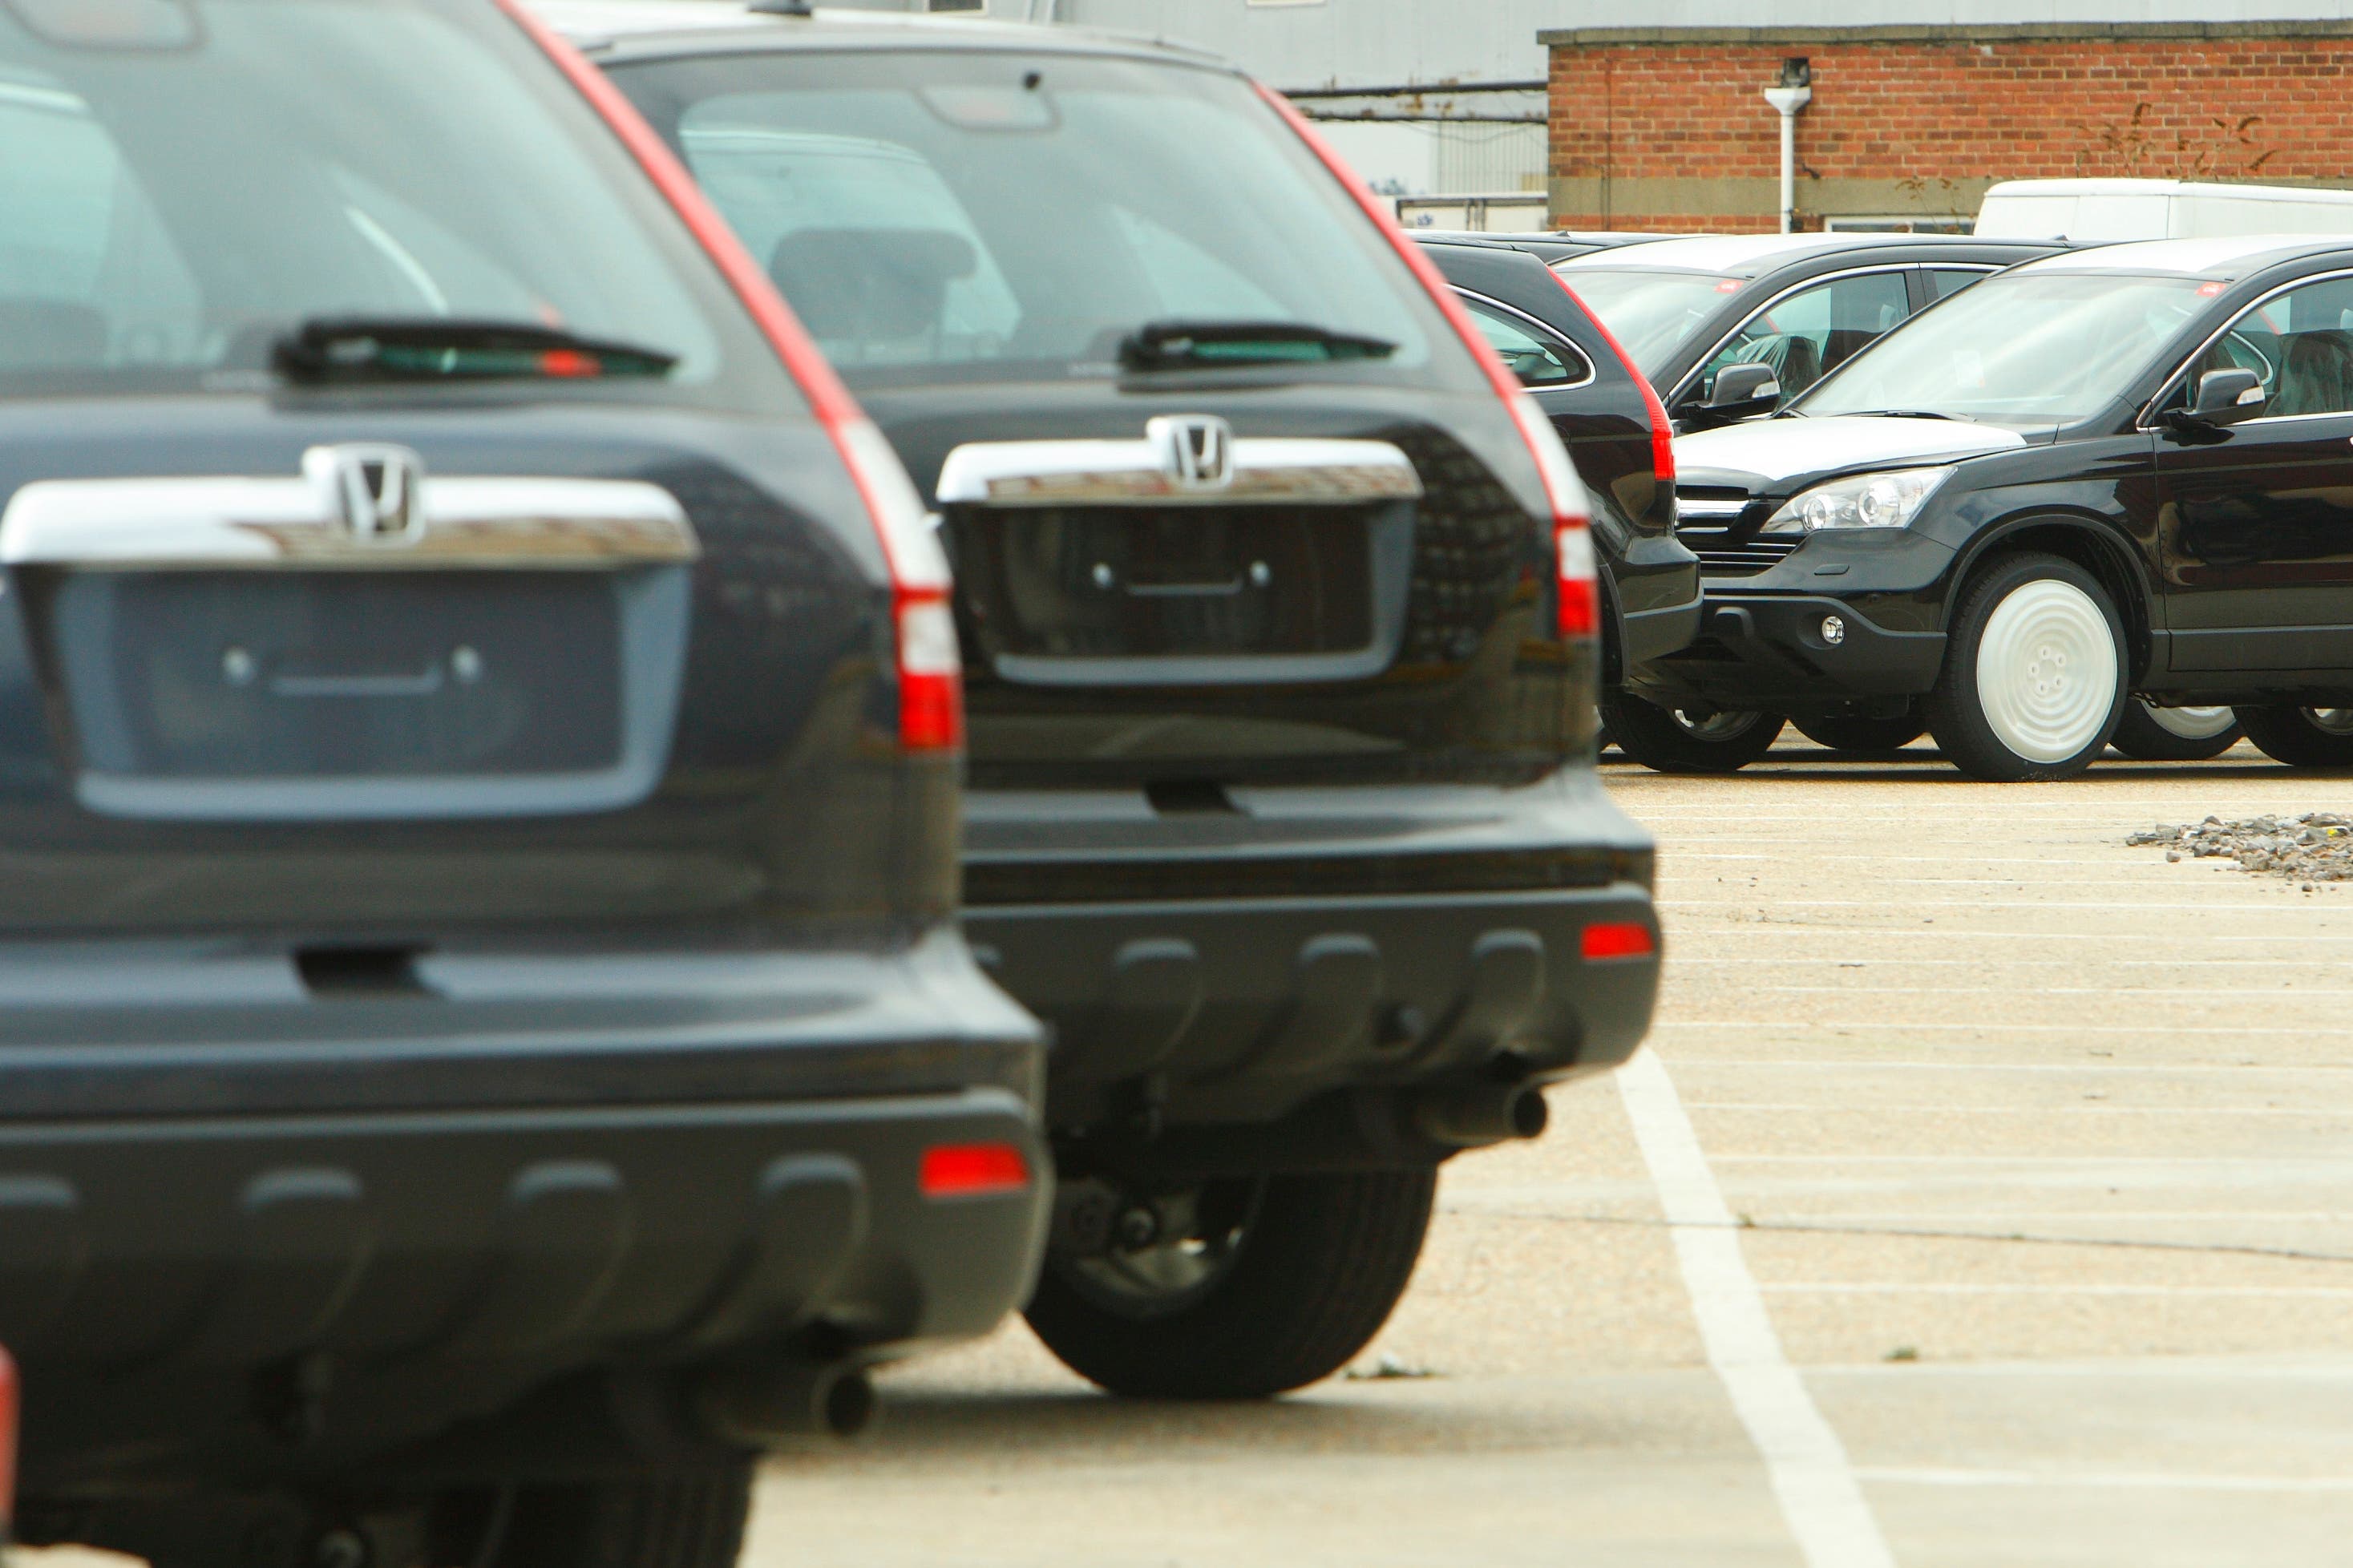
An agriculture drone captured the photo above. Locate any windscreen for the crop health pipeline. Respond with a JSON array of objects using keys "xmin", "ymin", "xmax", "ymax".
[
  {"xmin": 1796, "ymin": 271, "xmax": 2212, "ymax": 426},
  {"xmin": 1552, "ymin": 267, "xmax": 1742, "ymax": 376},
  {"xmin": 0, "ymin": 0, "xmax": 796, "ymax": 409},
  {"xmin": 613, "ymin": 50, "xmax": 1467, "ymax": 390}
]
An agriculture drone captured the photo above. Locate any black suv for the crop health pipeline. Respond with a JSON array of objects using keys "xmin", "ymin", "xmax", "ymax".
[
  {"xmin": 570, "ymin": 3, "xmax": 1663, "ymax": 1400},
  {"xmin": 1419, "ymin": 237, "xmax": 1702, "ymax": 693},
  {"xmin": 0, "ymin": 3, "xmax": 1045, "ymax": 1562},
  {"xmin": 1634, "ymin": 236, "xmax": 2353, "ymax": 779},
  {"xmin": 1557, "ymin": 232, "xmax": 2066, "ymax": 433}
]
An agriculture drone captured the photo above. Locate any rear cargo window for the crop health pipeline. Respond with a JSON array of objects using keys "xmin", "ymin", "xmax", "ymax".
[
  {"xmin": 0, "ymin": 0, "xmax": 800, "ymax": 412},
  {"xmin": 618, "ymin": 50, "xmax": 1473, "ymax": 392}
]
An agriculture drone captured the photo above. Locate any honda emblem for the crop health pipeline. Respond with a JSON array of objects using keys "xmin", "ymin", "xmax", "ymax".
[
  {"xmin": 304, "ymin": 443, "xmax": 425, "ymax": 544},
  {"xmin": 1148, "ymin": 414, "xmax": 1234, "ymax": 492}
]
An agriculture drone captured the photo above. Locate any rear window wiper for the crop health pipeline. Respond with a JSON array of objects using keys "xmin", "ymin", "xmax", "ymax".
[
  {"xmin": 273, "ymin": 317, "xmax": 679, "ymax": 385},
  {"xmin": 1118, "ymin": 320, "xmax": 1397, "ymax": 372}
]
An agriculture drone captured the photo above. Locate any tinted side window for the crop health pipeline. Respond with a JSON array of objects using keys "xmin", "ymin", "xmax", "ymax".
[
  {"xmin": 1926, "ymin": 267, "xmax": 1995, "ymax": 302},
  {"xmin": 2193, "ymin": 277, "xmax": 2353, "ymax": 419},
  {"xmin": 1460, "ymin": 295, "xmax": 1587, "ymax": 387},
  {"xmin": 1699, "ymin": 269, "xmax": 1910, "ymax": 406}
]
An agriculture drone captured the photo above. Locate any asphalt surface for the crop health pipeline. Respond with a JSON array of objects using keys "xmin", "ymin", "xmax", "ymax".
[{"xmin": 740, "ymin": 736, "xmax": 2353, "ymax": 1568}]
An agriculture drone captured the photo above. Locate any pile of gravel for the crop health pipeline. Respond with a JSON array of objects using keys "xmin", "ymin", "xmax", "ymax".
[{"xmin": 2128, "ymin": 813, "xmax": 2353, "ymax": 881}]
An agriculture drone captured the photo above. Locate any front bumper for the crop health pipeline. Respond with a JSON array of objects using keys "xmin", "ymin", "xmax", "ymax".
[
  {"xmin": 1628, "ymin": 592, "xmax": 1947, "ymax": 711},
  {"xmin": 0, "ymin": 932, "xmax": 1049, "ymax": 1494}
]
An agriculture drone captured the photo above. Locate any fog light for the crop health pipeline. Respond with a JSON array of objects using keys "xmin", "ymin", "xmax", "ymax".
[{"xmin": 1820, "ymin": 614, "xmax": 1846, "ymax": 646}]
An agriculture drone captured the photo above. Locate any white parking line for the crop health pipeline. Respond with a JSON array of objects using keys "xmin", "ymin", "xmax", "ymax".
[
  {"xmin": 1671, "ymin": 1061, "xmax": 2353, "ymax": 1075},
  {"xmin": 1659, "ymin": 1020, "xmax": 2353, "ymax": 1035},
  {"xmin": 1854, "ymin": 1466, "xmax": 2353, "ymax": 1493},
  {"xmin": 1684, "ymin": 1103, "xmax": 2352, "ymax": 1117},
  {"xmin": 1615, "ymin": 1049, "xmax": 1896, "ymax": 1568}
]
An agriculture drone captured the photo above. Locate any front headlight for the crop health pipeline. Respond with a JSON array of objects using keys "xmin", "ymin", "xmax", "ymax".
[{"xmin": 1761, "ymin": 466, "xmax": 1955, "ymax": 534}]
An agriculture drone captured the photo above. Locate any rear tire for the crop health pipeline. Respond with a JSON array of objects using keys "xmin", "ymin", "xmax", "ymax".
[
  {"xmin": 430, "ymin": 1465, "xmax": 755, "ymax": 1568},
  {"xmin": 1790, "ymin": 712, "xmax": 1926, "ymax": 754},
  {"xmin": 2110, "ymin": 700, "xmax": 2241, "ymax": 761},
  {"xmin": 1603, "ymin": 692, "xmax": 1785, "ymax": 774},
  {"xmin": 1924, "ymin": 552, "xmax": 2125, "ymax": 782},
  {"xmin": 1025, "ymin": 1169, "xmax": 1435, "ymax": 1399},
  {"xmin": 2238, "ymin": 705, "xmax": 2353, "ymax": 768}
]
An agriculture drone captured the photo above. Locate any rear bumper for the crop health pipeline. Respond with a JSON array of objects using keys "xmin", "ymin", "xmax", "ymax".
[
  {"xmin": 967, "ymin": 882, "xmax": 1660, "ymax": 1131},
  {"xmin": 0, "ymin": 930, "xmax": 1049, "ymax": 1494},
  {"xmin": 16, "ymin": 1089, "xmax": 1049, "ymax": 1493}
]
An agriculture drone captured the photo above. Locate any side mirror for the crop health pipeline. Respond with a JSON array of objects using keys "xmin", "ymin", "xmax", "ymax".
[
  {"xmin": 2189, "ymin": 367, "xmax": 2265, "ymax": 422},
  {"xmin": 1708, "ymin": 362, "xmax": 1782, "ymax": 411}
]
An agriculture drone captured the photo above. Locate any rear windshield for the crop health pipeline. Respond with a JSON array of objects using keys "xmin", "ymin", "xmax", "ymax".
[
  {"xmin": 1796, "ymin": 272, "xmax": 2211, "ymax": 427},
  {"xmin": 0, "ymin": 0, "xmax": 798, "ymax": 410},
  {"xmin": 609, "ymin": 49, "xmax": 1469, "ymax": 391},
  {"xmin": 1552, "ymin": 267, "xmax": 1743, "ymax": 376}
]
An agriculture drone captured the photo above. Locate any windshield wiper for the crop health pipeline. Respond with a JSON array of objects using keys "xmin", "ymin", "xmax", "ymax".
[
  {"xmin": 1853, "ymin": 408, "xmax": 1973, "ymax": 422},
  {"xmin": 273, "ymin": 317, "xmax": 679, "ymax": 385},
  {"xmin": 1118, "ymin": 320, "xmax": 1397, "ymax": 372}
]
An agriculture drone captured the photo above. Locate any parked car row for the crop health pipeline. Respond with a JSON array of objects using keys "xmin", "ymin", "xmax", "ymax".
[
  {"xmin": 1458, "ymin": 227, "xmax": 2353, "ymax": 781},
  {"xmin": 0, "ymin": 2, "xmax": 1659, "ymax": 1563}
]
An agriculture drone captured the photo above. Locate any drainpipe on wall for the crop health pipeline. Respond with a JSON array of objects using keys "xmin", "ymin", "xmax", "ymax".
[{"xmin": 1762, "ymin": 57, "xmax": 1811, "ymax": 234}]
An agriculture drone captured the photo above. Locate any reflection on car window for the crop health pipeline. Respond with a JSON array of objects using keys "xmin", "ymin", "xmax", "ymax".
[
  {"xmin": 653, "ymin": 52, "xmax": 1450, "ymax": 390},
  {"xmin": 1797, "ymin": 272, "xmax": 2209, "ymax": 426},
  {"xmin": 0, "ymin": 6, "xmax": 754, "ymax": 402},
  {"xmin": 1698, "ymin": 270, "xmax": 1910, "ymax": 406},
  {"xmin": 1461, "ymin": 296, "xmax": 1583, "ymax": 386},
  {"xmin": 1552, "ymin": 267, "xmax": 1740, "ymax": 377}
]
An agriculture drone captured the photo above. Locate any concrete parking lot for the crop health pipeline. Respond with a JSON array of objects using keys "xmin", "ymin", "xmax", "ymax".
[{"xmin": 740, "ymin": 738, "xmax": 2353, "ymax": 1568}]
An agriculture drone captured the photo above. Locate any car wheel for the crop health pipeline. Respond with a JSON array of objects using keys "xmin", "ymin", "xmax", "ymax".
[
  {"xmin": 2236, "ymin": 705, "xmax": 2353, "ymax": 767},
  {"xmin": 2109, "ymin": 700, "xmax": 2241, "ymax": 761},
  {"xmin": 1789, "ymin": 712, "xmax": 1927, "ymax": 754},
  {"xmin": 429, "ymin": 1464, "xmax": 755, "ymax": 1568},
  {"xmin": 1924, "ymin": 552, "xmax": 2125, "ymax": 782},
  {"xmin": 1025, "ymin": 1169, "xmax": 1434, "ymax": 1399},
  {"xmin": 1601, "ymin": 692, "xmax": 1785, "ymax": 774}
]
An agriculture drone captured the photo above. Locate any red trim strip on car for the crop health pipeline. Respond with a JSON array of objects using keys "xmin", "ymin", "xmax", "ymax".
[
  {"xmin": 1253, "ymin": 81, "xmax": 1597, "ymax": 643},
  {"xmin": 495, "ymin": 1, "xmax": 961, "ymax": 750},
  {"xmin": 1580, "ymin": 922, "xmax": 1657, "ymax": 961}
]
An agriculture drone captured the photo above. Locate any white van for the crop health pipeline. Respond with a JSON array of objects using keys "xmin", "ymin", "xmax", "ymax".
[{"xmin": 1974, "ymin": 178, "xmax": 2353, "ymax": 241}]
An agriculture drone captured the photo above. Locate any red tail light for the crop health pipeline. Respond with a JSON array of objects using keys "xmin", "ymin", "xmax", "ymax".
[
  {"xmin": 497, "ymin": 1, "xmax": 961, "ymax": 752},
  {"xmin": 920, "ymin": 1142, "xmax": 1033, "ymax": 1199},
  {"xmin": 1254, "ymin": 83, "xmax": 1596, "ymax": 645},
  {"xmin": 1581, "ymin": 921, "xmax": 1657, "ymax": 961},
  {"xmin": 1550, "ymin": 269, "xmax": 1676, "ymax": 498},
  {"xmin": 0, "ymin": 1344, "xmax": 17, "ymax": 1534}
]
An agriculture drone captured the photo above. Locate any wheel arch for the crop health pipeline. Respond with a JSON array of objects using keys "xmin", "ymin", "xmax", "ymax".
[{"xmin": 1945, "ymin": 514, "xmax": 2156, "ymax": 684}]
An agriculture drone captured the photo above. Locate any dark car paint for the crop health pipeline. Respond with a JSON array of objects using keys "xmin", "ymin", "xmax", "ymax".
[
  {"xmin": 1421, "ymin": 240, "xmax": 1702, "ymax": 681},
  {"xmin": 1632, "ymin": 244, "xmax": 2353, "ymax": 717},
  {"xmin": 0, "ymin": 18, "xmax": 1050, "ymax": 1525},
  {"xmin": 595, "ymin": 20, "xmax": 1661, "ymax": 1146},
  {"xmin": 1567, "ymin": 237, "xmax": 2067, "ymax": 426}
]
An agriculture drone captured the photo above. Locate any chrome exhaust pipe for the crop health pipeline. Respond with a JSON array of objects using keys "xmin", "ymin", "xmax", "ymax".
[{"xmin": 1413, "ymin": 1082, "xmax": 1550, "ymax": 1146}]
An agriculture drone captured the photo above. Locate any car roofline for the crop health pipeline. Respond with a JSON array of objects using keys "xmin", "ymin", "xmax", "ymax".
[{"xmin": 540, "ymin": 3, "xmax": 1233, "ymax": 73}]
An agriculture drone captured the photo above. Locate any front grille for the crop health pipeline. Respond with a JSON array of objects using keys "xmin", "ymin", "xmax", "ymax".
[
  {"xmin": 1677, "ymin": 526, "xmax": 1801, "ymax": 577},
  {"xmin": 1673, "ymin": 486, "xmax": 1796, "ymax": 577}
]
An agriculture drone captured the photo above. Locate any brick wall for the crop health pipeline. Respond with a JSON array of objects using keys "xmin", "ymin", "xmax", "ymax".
[{"xmin": 1542, "ymin": 23, "xmax": 2353, "ymax": 232}]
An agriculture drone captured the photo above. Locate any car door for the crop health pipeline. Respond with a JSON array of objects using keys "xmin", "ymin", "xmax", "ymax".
[
  {"xmin": 1920, "ymin": 265, "xmax": 1998, "ymax": 307},
  {"xmin": 2153, "ymin": 273, "xmax": 2353, "ymax": 671},
  {"xmin": 1684, "ymin": 267, "xmax": 1912, "ymax": 412}
]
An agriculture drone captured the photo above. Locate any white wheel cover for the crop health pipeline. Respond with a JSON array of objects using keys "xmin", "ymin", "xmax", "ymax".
[
  {"xmin": 2307, "ymin": 708, "xmax": 2353, "ymax": 736},
  {"xmin": 2142, "ymin": 701, "xmax": 2235, "ymax": 741},
  {"xmin": 1974, "ymin": 579, "xmax": 2118, "ymax": 763}
]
